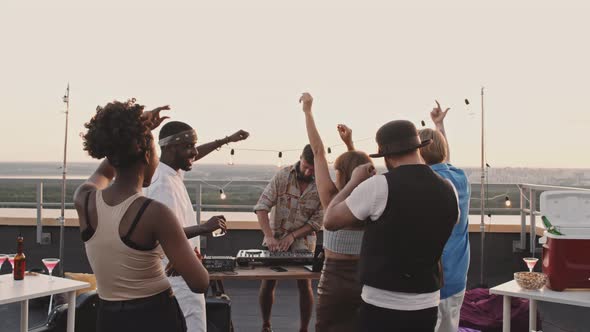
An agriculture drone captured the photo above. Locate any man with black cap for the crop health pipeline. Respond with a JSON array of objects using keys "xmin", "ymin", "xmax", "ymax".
[{"xmin": 323, "ymin": 120, "xmax": 459, "ymax": 331}]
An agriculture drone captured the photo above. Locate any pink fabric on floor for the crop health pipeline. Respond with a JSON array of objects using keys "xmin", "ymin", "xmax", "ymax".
[{"xmin": 459, "ymin": 288, "xmax": 540, "ymax": 332}]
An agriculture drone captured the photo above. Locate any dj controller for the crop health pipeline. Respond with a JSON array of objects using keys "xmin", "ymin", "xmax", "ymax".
[{"xmin": 236, "ymin": 249, "xmax": 315, "ymax": 266}]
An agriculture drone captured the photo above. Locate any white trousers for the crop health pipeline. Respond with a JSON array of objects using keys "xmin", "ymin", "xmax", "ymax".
[
  {"xmin": 163, "ymin": 258, "xmax": 206, "ymax": 332},
  {"xmin": 169, "ymin": 276, "xmax": 206, "ymax": 332},
  {"xmin": 435, "ymin": 290, "xmax": 465, "ymax": 332}
]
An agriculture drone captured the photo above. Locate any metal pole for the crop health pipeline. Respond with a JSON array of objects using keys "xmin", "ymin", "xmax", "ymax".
[
  {"xmin": 195, "ymin": 183, "xmax": 204, "ymax": 249},
  {"xmin": 530, "ymin": 188, "xmax": 537, "ymax": 256},
  {"xmin": 529, "ymin": 299, "xmax": 538, "ymax": 331},
  {"xmin": 195, "ymin": 183, "xmax": 202, "ymax": 225},
  {"xmin": 58, "ymin": 84, "xmax": 70, "ymax": 277},
  {"xmin": 519, "ymin": 186, "xmax": 527, "ymax": 250},
  {"xmin": 503, "ymin": 296, "xmax": 511, "ymax": 332},
  {"xmin": 36, "ymin": 182, "xmax": 43, "ymax": 244},
  {"xmin": 479, "ymin": 87, "xmax": 486, "ymax": 286}
]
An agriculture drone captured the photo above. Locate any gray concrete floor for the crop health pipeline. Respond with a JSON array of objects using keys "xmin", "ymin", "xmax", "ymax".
[{"xmin": 1, "ymin": 280, "xmax": 317, "ymax": 332}]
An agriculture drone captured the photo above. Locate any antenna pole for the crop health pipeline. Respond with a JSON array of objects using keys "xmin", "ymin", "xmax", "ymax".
[
  {"xmin": 58, "ymin": 83, "xmax": 70, "ymax": 277},
  {"xmin": 479, "ymin": 86, "xmax": 486, "ymax": 286}
]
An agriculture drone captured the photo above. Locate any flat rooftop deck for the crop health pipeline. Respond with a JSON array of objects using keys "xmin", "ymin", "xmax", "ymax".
[{"xmin": 1, "ymin": 279, "xmax": 319, "ymax": 332}]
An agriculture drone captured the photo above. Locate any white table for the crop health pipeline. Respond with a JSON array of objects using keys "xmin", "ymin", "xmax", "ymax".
[
  {"xmin": 0, "ymin": 274, "xmax": 89, "ymax": 332},
  {"xmin": 490, "ymin": 280, "xmax": 590, "ymax": 332}
]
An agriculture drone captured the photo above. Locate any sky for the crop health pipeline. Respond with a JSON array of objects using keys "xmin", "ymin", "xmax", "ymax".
[{"xmin": 1, "ymin": 1, "xmax": 589, "ymax": 168}]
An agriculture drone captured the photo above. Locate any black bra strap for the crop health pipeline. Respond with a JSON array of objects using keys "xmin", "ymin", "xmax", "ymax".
[{"xmin": 122, "ymin": 198, "xmax": 153, "ymax": 241}]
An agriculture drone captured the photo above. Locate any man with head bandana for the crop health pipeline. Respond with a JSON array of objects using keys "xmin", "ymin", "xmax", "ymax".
[
  {"xmin": 144, "ymin": 121, "xmax": 249, "ymax": 332},
  {"xmin": 253, "ymin": 144, "xmax": 323, "ymax": 332}
]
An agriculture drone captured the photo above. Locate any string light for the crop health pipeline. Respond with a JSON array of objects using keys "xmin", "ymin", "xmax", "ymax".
[
  {"xmin": 200, "ymin": 180, "xmax": 233, "ymax": 200},
  {"xmin": 228, "ymin": 149, "xmax": 235, "ymax": 166},
  {"xmin": 277, "ymin": 151, "xmax": 283, "ymax": 168},
  {"xmin": 217, "ymin": 135, "xmax": 372, "ymax": 167},
  {"xmin": 421, "ymin": 120, "xmax": 426, "ymax": 127},
  {"xmin": 505, "ymin": 196, "xmax": 512, "ymax": 207}
]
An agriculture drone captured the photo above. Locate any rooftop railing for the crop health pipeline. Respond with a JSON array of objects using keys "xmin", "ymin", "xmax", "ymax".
[{"xmin": 1, "ymin": 178, "xmax": 589, "ymax": 251}]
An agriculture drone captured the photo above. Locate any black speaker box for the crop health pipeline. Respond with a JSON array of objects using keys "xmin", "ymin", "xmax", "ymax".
[{"xmin": 206, "ymin": 296, "xmax": 232, "ymax": 332}]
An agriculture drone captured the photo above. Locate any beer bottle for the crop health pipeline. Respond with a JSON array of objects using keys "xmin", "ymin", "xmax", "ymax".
[{"xmin": 13, "ymin": 236, "xmax": 26, "ymax": 280}]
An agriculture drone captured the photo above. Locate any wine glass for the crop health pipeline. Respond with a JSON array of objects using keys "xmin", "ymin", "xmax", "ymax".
[
  {"xmin": 7, "ymin": 254, "xmax": 16, "ymax": 270},
  {"xmin": 42, "ymin": 258, "xmax": 60, "ymax": 281},
  {"xmin": 0, "ymin": 254, "xmax": 7, "ymax": 266},
  {"xmin": 0, "ymin": 254, "xmax": 7, "ymax": 281},
  {"xmin": 523, "ymin": 257, "xmax": 538, "ymax": 273}
]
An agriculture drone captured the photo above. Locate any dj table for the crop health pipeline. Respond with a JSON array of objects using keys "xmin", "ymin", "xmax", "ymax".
[
  {"xmin": 206, "ymin": 266, "xmax": 321, "ymax": 332},
  {"xmin": 209, "ymin": 265, "xmax": 321, "ymax": 281}
]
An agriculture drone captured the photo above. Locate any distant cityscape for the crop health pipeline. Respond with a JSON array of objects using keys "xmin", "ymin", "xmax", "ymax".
[
  {"xmin": 1, "ymin": 162, "xmax": 589, "ymax": 187},
  {"xmin": 463, "ymin": 167, "xmax": 590, "ymax": 187}
]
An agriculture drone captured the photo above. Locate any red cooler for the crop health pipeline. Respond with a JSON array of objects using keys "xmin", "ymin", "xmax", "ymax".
[{"xmin": 540, "ymin": 191, "xmax": 590, "ymax": 291}]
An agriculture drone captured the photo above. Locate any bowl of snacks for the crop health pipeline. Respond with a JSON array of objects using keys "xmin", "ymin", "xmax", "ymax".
[{"xmin": 514, "ymin": 272, "xmax": 547, "ymax": 290}]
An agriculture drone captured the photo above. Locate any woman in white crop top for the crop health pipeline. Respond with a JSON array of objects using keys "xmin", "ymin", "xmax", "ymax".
[
  {"xmin": 299, "ymin": 93, "xmax": 374, "ymax": 332},
  {"xmin": 74, "ymin": 99, "xmax": 209, "ymax": 332}
]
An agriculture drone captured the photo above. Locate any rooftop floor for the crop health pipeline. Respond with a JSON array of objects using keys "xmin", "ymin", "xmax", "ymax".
[{"xmin": 1, "ymin": 279, "xmax": 318, "ymax": 332}]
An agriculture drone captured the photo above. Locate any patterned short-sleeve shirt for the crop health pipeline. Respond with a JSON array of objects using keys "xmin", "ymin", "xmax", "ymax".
[{"xmin": 253, "ymin": 163, "xmax": 323, "ymax": 250}]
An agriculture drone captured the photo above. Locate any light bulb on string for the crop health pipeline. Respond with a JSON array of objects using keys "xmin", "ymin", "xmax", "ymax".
[
  {"xmin": 277, "ymin": 151, "xmax": 283, "ymax": 168},
  {"xmin": 219, "ymin": 189, "xmax": 227, "ymax": 200},
  {"xmin": 327, "ymin": 147, "xmax": 333, "ymax": 164},
  {"xmin": 421, "ymin": 120, "xmax": 426, "ymax": 127},
  {"xmin": 504, "ymin": 196, "xmax": 512, "ymax": 207},
  {"xmin": 228, "ymin": 149, "xmax": 235, "ymax": 166}
]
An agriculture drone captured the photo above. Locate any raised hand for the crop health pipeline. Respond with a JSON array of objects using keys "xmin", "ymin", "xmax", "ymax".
[
  {"xmin": 141, "ymin": 105, "xmax": 170, "ymax": 130},
  {"xmin": 228, "ymin": 130, "xmax": 250, "ymax": 143},
  {"xmin": 430, "ymin": 100, "xmax": 450, "ymax": 126},
  {"xmin": 299, "ymin": 92, "xmax": 313, "ymax": 113},
  {"xmin": 350, "ymin": 163, "xmax": 376, "ymax": 185},
  {"xmin": 337, "ymin": 124, "xmax": 353, "ymax": 144}
]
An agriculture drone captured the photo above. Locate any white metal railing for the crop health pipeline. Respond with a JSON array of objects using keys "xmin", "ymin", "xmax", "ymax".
[
  {"xmin": 516, "ymin": 183, "xmax": 590, "ymax": 254},
  {"xmin": 2, "ymin": 178, "xmax": 589, "ymax": 250},
  {"xmin": 0, "ymin": 178, "xmax": 269, "ymax": 244}
]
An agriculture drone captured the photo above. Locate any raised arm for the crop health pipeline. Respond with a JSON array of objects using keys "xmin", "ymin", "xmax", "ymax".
[
  {"xmin": 337, "ymin": 124, "xmax": 355, "ymax": 151},
  {"xmin": 300, "ymin": 92, "xmax": 338, "ymax": 209},
  {"xmin": 431, "ymin": 100, "xmax": 450, "ymax": 162},
  {"xmin": 73, "ymin": 159, "xmax": 116, "ymax": 205},
  {"xmin": 194, "ymin": 130, "xmax": 249, "ymax": 161},
  {"xmin": 151, "ymin": 202, "xmax": 209, "ymax": 293}
]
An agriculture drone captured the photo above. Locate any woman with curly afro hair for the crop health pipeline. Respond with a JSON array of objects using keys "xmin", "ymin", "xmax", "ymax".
[{"xmin": 73, "ymin": 99, "xmax": 209, "ymax": 332}]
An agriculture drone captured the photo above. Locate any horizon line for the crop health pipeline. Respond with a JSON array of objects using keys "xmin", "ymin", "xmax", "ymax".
[{"xmin": 0, "ymin": 160, "xmax": 588, "ymax": 170}]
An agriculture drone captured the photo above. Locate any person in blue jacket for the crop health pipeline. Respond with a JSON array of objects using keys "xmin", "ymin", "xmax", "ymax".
[{"xmin": 419, "ymin": 101, "xmax": 471, "ymax": 332}]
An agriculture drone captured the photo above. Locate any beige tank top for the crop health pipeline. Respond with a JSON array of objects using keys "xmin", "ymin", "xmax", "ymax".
[{"xmin": 85, "ymin": 191, "xmax": 170, "ymax": 301}]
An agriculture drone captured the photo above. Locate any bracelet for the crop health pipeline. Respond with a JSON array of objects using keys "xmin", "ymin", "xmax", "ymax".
[{"xmin": 215, "ymin": 136, "xmax": 230, "ymax": 151}]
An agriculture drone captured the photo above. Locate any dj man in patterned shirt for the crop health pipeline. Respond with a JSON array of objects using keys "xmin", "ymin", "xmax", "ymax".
[{"xmin": 253, "ymin": 144, "xmax": 323, "ymax": 332}]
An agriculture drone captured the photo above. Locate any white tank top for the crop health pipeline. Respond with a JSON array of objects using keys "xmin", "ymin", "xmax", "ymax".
[{"xmin": 84, "ymin": 191, "xmax": 170, "ymax": 301}]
